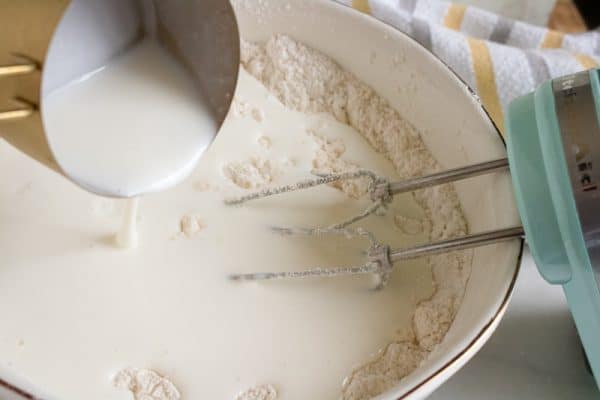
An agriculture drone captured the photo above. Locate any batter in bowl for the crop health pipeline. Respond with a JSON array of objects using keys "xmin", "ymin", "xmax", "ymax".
[{"xmin": 0, "ymin": 36, "xmax": 471, "ymax": 400}]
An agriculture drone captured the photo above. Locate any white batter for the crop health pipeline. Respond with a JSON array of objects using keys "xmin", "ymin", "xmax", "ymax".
[
  {"xmin": 0, "ymin": 69, "xmax": 434, "ymax": 399},
  {"xmin": 42, "ymin": 40, "xmax": 217, "ymax": 198}
]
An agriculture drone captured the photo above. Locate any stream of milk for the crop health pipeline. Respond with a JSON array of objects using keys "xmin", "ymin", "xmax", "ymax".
[{"xmin": 115, "ymin": 198, "xmax": 139, "ymax": 249}]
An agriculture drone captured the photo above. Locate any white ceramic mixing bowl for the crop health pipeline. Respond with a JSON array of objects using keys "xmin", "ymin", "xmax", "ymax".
[
  {"xmin": 0, "ymin": 0, "xmax": 522, "ymax": 399},
  {"xmin": 232, "ymin": 0, "xmax": 523, "ymax": 398}
]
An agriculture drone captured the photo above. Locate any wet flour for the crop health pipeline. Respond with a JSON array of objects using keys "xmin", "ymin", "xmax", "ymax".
[{"xmin": 241, "ymin": 35, "xmax": 472, "ymax": 400}]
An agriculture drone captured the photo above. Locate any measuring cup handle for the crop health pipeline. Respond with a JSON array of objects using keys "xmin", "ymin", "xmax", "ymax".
[
  {"xmin": 0, "ymin": 55, "xmax": 38, "ymax": 122},
  {"xmin": 0, "ymin": 97, "xmax": 36, "ymax": 121},
  {"xmin": 0, "ymin": 60, "xmax": 37, "ymax": 77}
]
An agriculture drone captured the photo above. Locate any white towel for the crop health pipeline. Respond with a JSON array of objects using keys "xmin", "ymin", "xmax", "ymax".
[{"xmin": 335, "ymin": 0, "xmax": 600, "ymax": 131}]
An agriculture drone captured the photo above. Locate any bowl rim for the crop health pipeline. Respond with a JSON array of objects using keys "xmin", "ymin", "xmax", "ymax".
[{"xmin": 0, "ymin": 1, "xmax": 525, "ymax": 398}]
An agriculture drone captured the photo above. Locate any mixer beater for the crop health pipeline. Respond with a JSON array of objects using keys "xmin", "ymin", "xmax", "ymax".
[{"xmin": 226, "ymin": 157, "xmax": 524, "ymax": 288}]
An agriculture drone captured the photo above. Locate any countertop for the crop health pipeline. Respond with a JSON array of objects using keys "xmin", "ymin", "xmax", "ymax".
[{"xmin": 430, "ymin": 247, "xmax": 599, "ymax": 399}]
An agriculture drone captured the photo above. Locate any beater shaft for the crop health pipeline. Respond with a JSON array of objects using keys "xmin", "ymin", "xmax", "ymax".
[
  {"xmin": 389, "ymin": 226, "xmax": 524, "ymax": 263},
  {"xmin": 388, "ymin": 158, "xmax": 509, "ymax": 195}
]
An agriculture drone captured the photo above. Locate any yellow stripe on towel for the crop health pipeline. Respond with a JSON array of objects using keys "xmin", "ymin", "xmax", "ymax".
[
  {"xmin": 541, "ymin": 30, "xmax": 564, "ymax": 48},
  {"xmin": 468, "ymin": 38, "xmax": 504, "ymax": 132},
  {"xmin": 574, "ymin": 53, "xmax": 599, "ymax": 70},
  {"xmin": 443, "ymin": 4, "xmax": 467, "ymax": 30},
  {"xmin": 351, "ymin": 0, "xmax": 371, "ymax": 14}
]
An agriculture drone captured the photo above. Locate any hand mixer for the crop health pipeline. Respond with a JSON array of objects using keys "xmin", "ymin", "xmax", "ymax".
[
  {"xmin": 0, "ymin": 0, "xmax": 239, "ymax": 197},
  {"xmin": 226, "ymin": 68, "xmax": 600, "ymax": 389}
]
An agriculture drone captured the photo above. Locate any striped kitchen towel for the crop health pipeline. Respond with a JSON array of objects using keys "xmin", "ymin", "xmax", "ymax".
[{"xmin": 336, "ymin": 0, "xmax": 600, "ymax": 132}]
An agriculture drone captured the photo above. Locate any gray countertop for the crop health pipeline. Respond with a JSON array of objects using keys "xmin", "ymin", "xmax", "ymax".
[{"xmin": 430, "ymin": 247, "xmax": 598, "ymax": 399}]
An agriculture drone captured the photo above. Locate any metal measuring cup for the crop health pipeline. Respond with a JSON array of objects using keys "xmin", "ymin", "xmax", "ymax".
[{"xmin": 0, "ymin": 0, "xmax": 240, "ymax": 197}]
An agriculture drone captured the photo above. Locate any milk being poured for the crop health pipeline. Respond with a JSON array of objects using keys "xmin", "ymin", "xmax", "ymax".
[{"xmin": 43, "ymin": 39, "xmax": 217, "ymax": 198}]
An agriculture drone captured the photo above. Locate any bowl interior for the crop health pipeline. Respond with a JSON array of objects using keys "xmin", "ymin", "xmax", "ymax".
[{"xmin": 232, "ymin": 0, "xmax": 522, "ymax": 397}]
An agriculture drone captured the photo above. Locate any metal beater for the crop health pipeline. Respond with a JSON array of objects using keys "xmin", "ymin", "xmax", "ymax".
[{"xmin": 226, "ymin": 157, "xmax": 524, "ymax": 288}]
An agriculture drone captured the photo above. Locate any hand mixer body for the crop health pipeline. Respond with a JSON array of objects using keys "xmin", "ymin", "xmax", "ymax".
[{"xmin": 506, "ymin": 68, "xmax": 600, "ymax": 389}]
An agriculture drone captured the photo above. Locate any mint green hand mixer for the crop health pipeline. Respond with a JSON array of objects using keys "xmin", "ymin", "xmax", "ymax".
[{"xmin": 226, "ymin": 69, "xmax": 600, "ymax": 390}]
